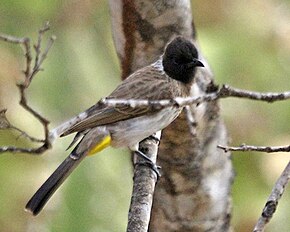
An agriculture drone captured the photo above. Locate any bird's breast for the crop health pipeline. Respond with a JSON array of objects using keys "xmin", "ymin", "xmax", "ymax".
[{"xmin": 108, "ymin": 107, "xmax": 182, "ymax": 148}]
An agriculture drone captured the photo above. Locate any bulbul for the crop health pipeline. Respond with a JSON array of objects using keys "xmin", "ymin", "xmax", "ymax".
[{"xmin": 25, "ymin": 36, "xmax": 204, "ymax": 216}]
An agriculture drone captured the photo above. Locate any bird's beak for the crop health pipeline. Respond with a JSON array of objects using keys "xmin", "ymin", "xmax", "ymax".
[
  {"xmin": 193, "ymin": 59, "xmax": 204, "ymax": 67},
  {"xmin": 187, "ymin": 59, "xmax": 204, "ymax": 68}
]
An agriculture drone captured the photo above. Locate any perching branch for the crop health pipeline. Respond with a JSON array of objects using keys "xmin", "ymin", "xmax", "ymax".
[
  {"xmin": 109, "ymin": 0, "xmax": 213, "ymax": 232},
  {"xmin": 2, "ymin": 36, "xmax": 290, "ymax": 155},
  {"xmin": 100, "ymin": 93, "xmax": 218, "ymax": 109},
  {"xmin": 1, "ymin": 20, "xmax": 289, "ymax": 232},
  {"xmin": 37, "ymin": 84, "xmax": 290, "ymax": 152},
  {"xmin": 127, "ymin": 131, "xmax": 161, "ymax": 232},
  {"xmin": 101, "ymin": 84, "xmax": 290, "ymax": 110},
  {"xmin": 0, "ymin": 22, "xmax": 56, "ymax": 154}
]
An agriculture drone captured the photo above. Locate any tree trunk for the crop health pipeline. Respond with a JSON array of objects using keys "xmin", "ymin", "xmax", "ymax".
[{"xmin": 109, "ymin": 1, "xmax": 234, "ymax": 231}]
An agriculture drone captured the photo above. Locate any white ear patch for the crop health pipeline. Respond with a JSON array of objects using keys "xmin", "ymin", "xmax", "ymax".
[{"xmin": 151, "ymin": 58, "xmax": 165, "ymax": 74}]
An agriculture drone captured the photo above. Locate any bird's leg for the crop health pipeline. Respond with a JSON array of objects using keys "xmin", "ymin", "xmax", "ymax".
[
  {"xmin": 147, "ymin": 135, "xmax": 161, "ymax": 144},
  {"xmin": 134, "ymin": 150, "xmax": 161, "ymax": 179}
]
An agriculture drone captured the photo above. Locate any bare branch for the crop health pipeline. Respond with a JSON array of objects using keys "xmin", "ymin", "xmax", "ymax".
[
  {"xmin": 48, "ymin": 84, "xmax": 290, "ymax": 156},
  {"xmin": 101, "ymin": 85, "xmax": 290, "ymax": 111},
  {"xmin": 0, "ymin": 144, "xmax": 50, "ymax": 154},
  {"xmin": 253, "ymin": 161, "xmax": 290, "ymax": 232},
  {"xmin": 219, "ymin": 85, "xmax": 290, "ymax": 103},
  {"xmin": 218, "ymin": 143, "xmax": 290, "ymax": 231},
  {"xmin": 127, "ymin": 131, "xmax": 161, "ymax": 232},
  {"xmin": 0, "ymin": 22, "xmax": 55, "ymax": 154},
  {"xmin": 30, "ymin": 22, "xmax": 56, "ymax": 84},
  {"xmin": 0, "ymin": 109, "xmax": 11, "ymax": 129},
  {"xmin": 34, "ymin": 21, "xmax": 50, "ymax": 69},
  {"xmin": 218, "ymin": 144, "xmax": 290, "ymax": 153},
  {"xmin": 0, "ymin": 34, "xmax": 32, "ymax": 80},
  {"xmin": 100, "ymin": 93, "xmax": 218, "ymax": 109},
  {"xmin": 0, "ymin": 109, "xmax": 43, "ymax": 143},
  {"xmin": 2, "ymin": 21, "xmax": 289, "ymax": 231},
  {"xmin": 17, "ymin": 83, "xmax": 50, "ymax": 138},
  {"xmin": 0, "ymin": 34, "xmax": 29, "ymax": 44},
  {"xmin": 11, "ymin": 126, "xmax": 44, "ymax": 143},
  {"xmin": 46, "ymin": 83, "xmax": 290, "ymax": 146}
]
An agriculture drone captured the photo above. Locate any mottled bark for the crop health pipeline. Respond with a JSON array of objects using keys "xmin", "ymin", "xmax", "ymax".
[
  {"xmin": 109, "ymin": 1, "xmax": 234, "ymax": 231},
  {"xmin": 127, "ymin": 132, "xmax": 161, "ymax": 232}
]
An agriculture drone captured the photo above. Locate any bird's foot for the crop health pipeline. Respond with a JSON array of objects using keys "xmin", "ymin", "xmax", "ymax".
[{"xmin": 134, "ymin": 150, "xmax": 161, "ymax": 179}]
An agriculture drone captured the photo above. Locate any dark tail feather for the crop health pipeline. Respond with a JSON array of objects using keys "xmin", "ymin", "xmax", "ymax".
[{"xmin": 25, "ymin": 148, "xmax": 87, "ymax": 216}]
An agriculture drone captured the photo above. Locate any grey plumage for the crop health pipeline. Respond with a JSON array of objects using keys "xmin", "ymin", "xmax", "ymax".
[{"xmin": 25, "ymin": 36, "xmax": 204, "ymax": 216}]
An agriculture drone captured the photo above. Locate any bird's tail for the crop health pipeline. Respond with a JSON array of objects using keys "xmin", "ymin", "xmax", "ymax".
[
  {"xmin": 25, "ymin": 147, "xmax": 87, "ymax": 216},
  {"xmin": 25, "ymin": 128, "xmax": 111, "ymax": 216}
]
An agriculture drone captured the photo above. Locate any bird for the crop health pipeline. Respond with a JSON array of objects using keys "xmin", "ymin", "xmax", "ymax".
[{"xmin": 25, "ymin": 36, "xmax": 204, "ymax": 216}]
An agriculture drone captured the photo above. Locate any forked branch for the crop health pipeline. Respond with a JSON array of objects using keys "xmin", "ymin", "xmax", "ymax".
[
  {"xmin": 1, "ymin": 23, "xmax": 290, "ymax": 232},
  {"xmin": 218, "ymin": 143, "xmax": 290, "ymax": 231},
  {"xmin": 0, "ymin": 22, "xmax": 56, "ymax": 154}
]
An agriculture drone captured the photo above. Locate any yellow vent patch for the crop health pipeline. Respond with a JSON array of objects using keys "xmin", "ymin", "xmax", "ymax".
[{"xmin": 87, "ymin": 135, "xmax": 111, "ymax": 156}]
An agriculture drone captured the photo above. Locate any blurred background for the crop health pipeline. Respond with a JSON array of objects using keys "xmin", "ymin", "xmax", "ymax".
[{"xmin": 0, "ymin": 0, "xmax": 289, "ymax": 231}]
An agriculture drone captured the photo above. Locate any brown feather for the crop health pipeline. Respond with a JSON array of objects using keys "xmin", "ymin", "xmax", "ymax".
[{"xmin": 61, "ymin": 61, "xmax": 190, "ymax": 136}]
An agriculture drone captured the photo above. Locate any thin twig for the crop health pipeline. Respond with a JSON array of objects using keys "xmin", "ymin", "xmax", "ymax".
[
  {"xmin": 10, "ymin": 126, "xmax": 44, "ymax": 143},
  {"xmin": 34, "ymin": 22, "xmax": 50, "ymax": 71},
  {"xmin": 253, "ymin": 161, "xmax": 290, "ymax": 232},
  {"xmin": 101, "ymin": 93, "xmax": 219, "ymax": 109},
  {"xmin": 218, "ymin": 143, "xmax": 290, "ymax": 231},
  {"xmin": 218, "ymin": 144, "xmax": 290, "ymax": 153},
  {"xmin": 49, "ymin": 85, "xmax": 290, "ymax": 150},
  {"xmin": 2, "ymin": 26, "xmax": 290, "ymax": 160},
  {"xmin": 0, "ymin": 145, "xmax": 50, "ymax": 154},
  {"xmin": 101, "ymin": 85, "xmax": 290, "ymax": 110},
  {"xmin": 218, "ymin": 85, "xmax": 290, "ymax": 102},
  {"xmin": 30, "ymin": 22, "xmax": 56, "ymax": 83},
  {"xmin": 0, "ymin": 34, "xmax": 29, "ymax": 44},
  {"xmin": 43, "ymin": 84, "xmax": 290, "ymax": 143},
  {"xmin": 50, "ymin": 85, "xmax": 290, "ymax": 153},
  {"xmin": 0, "ymin": 34, "xmax": 32, "ymax": 81},
  {"xmin": 0, "ymin": 107, "xmax": 43, "ymax": 143},
  {"xmin": 0, "ymin": 22, "xmax": 55, "ymax": 154}
]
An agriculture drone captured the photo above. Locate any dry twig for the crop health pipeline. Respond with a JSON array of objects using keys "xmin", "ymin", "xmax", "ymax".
[
  {"xmin": 2, "ymin": 65, "xmax": 290, "ymax": 154},
  {"xmin": 218, "ymin": 144, "xmax": 290, "ymax": 153},
  {"xmin": 1, "ymin": 22, "xmax": 290, "ymax": 231},
  {"xmin": 219, "ymin": 85, "xmax": 290, "ymax": 102},
  {"xmin": 0, "ymin": 109, "xmax": 43, "ymax": 143},
  {"xmin": 0, "ymin": 22, "xmax": 56, "ymax": 154},
  {"xmin": 218, "ymin": 143, "xmax": 290, "ymax": 231},
  {"xmin": 100, "ymin": 84, "xmax": 290, "ymax": 110},
  {"xmin": 253, "ymin": 161, "xmax": 290, "ymax": 232}
]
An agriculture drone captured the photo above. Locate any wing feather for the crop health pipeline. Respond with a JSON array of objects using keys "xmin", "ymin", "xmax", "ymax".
[{"xmin": 61, "ymin": 63, "xmax": 184, "ymax": 136}]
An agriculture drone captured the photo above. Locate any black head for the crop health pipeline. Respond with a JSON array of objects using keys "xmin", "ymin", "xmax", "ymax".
[{"xmin": 162, "ymin": 37, "xmax": 204, "ymax": 84}]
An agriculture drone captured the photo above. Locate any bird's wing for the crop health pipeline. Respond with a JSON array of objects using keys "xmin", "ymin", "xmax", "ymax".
[{"xmin": 61, "ymin": 67, "xmax": 175, "ymax": 136}]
